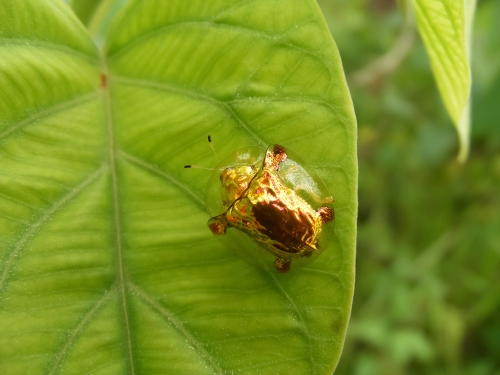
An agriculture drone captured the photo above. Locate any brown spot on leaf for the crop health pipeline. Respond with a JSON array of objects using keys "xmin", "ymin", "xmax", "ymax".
[{"xmin": 100, "ymin": 72, "xmax": 107, "ymax": 89}]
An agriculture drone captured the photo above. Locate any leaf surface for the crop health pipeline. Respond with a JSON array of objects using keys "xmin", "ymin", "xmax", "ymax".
[{"xmin": 0, "ymin": 1, "xmax": 357, "ymax": 374}]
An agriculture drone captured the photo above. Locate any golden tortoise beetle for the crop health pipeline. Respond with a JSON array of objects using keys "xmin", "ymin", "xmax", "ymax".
[{"xmin": 190, "ymin": 141, "xmax": 335, "ymax": 273}]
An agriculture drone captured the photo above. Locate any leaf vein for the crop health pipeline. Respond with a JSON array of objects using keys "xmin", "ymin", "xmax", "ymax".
[
  {"xmin": 268, "ymin": 274, "xmax": 316, "ymax": 372},
  {"xmin": 128, "ymin": 282, "xmax": 225, "ymax": 374},
  {"xmin": 118, "ymin": 150, "xmax": 205, "ymax": 209},
  {"xmin": 0, "ymin": 91, "xmax": 100, "ymax": 142},
  {"xmin": 45, "ymin": 287, "xmax": 115, "ymax": 375},
  {"xmin": 0, "ymin": 165, "xmax": 106, "ymax": 297},
  {"xmin": 0, "ymin": 36, "xmax": 99, "ymax": 64},
  {"xmin": 106, "ymin": 20, "xmax": 333, "ymax": 84},
  {"xmin": 113, "ymin": 76, "xmax": 267, "ymax": 146}
]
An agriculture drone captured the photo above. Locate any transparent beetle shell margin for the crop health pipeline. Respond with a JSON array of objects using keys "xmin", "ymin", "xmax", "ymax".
[{"xmin": 205, "ymin": 144, "xmax": 335, "ymax": 273}]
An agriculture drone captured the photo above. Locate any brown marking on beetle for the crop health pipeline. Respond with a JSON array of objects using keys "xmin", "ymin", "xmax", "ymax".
[
  {"xmin": 318, "ymin": 206, "xmax": 334, "ymax": 223},
  {"xmin": 208, "ymin": 215, "xmax": 228, "ymax": 235},
  {"xmin": 264, "ymin": 144, "xmax": 288, "ymax": 171},
  {"xmin": 274, "ymin": 258, "xmax": 291, "ymax": 272}
]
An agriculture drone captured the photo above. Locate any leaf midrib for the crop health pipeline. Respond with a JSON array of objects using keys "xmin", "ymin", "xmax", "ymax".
[{"xmin": 101, "ymin": 56, "xmax": 136, "ymax": 375}]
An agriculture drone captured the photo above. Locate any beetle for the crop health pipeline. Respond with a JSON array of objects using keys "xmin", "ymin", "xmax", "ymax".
[{"xmin": 199, "ymin": 142, "xmax": 334, "ymax": 273}]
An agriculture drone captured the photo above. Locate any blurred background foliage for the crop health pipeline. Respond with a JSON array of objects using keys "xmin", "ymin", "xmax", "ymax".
[{"xmin": 317, "ymin": 0, "xmax": 500, "ymax": 374}]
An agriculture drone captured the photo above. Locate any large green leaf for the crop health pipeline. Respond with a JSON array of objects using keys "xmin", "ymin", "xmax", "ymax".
[
  {"xmin": 411, "ymin": 0, "xmax": 474, "ymax": 162},
  {"xmin": 0, "ymin": 1, "xmax": 357, "ymax": 374}
]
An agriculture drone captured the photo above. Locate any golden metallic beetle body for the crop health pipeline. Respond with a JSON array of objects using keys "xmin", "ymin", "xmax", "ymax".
[{"xmin": 208, "ymin": 145, "xmax": 333, "ymax": 272}]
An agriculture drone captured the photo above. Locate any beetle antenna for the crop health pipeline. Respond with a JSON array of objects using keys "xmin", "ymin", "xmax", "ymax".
[
  {"xmin": 208, "ymin": 135, "xmax": 220, "ymax": 162},
  {"xmin": 184, "ymin": 135, "xmax": 219, "ymax": 171},
  {"xmin": 184, "ymin": 165, "xmax": 214, "ymax": 171}
]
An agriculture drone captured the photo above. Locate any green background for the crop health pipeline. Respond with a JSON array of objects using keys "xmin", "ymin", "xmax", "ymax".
[{"xmin": 318, "ymin": 0, "xmax": 500, "ymax": 374}]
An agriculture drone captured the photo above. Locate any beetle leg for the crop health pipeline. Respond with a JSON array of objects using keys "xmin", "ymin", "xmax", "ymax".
[
  {"xmin": 274, "ymin": 257, "xmax": 291, "ymax": 272},
  {"xmin": 317, "ymin": 206, "xmax": 334, "ymax": 223},
  {"xmin": 263, "ymin": 144, "xmax": 288, "ymax": 171},
  {"xmin": 207, "ymin": 214, "xmax": 229, "ymax": 235}
]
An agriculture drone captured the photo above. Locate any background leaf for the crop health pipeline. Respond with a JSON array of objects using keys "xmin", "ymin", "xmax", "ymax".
[
  {"xmin": 69, "ymin": 0, "xmax": 103, "ymax": 26},
  {"xmin": 70, "ymin": 0, "xmax": 131, "ymax": 47},
  {"xmin": 411, "ymin": 0, "xmax": 472, "ymax": 161},
  {"xmin": 0, "ymin": 0, "xmax": 357, "ymax": 374},
  {"xmin": 455, "ymin": 0, "xmax": 477, "ymax": 162}
]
